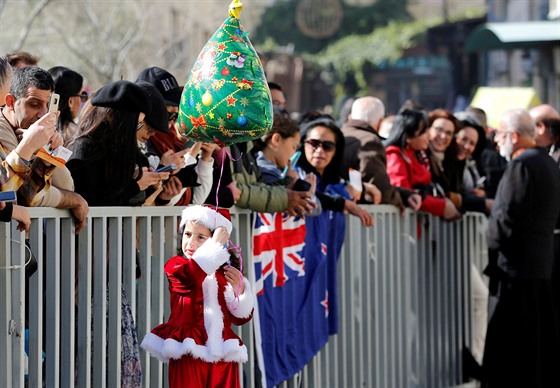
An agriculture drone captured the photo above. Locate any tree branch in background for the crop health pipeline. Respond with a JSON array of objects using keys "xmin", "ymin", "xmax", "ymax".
[{"xmin": 13, "ymin": 0, "xmax": 52, "ymax": 51}]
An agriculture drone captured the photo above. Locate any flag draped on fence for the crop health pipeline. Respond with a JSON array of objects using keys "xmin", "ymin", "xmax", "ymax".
[{"xmin": 252, "ymin": 210, "xmax": 346, "ymax": 387}]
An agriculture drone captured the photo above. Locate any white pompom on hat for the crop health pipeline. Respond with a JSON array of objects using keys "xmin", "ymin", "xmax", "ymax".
[{"xmin": 180, "ymin": 205, "xmax": 233, "ymax": 234}]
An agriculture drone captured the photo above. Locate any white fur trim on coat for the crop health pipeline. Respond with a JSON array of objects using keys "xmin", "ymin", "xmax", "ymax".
[
  {"xmin": 140, "ymin": 272, "xmax": 249, "ymax": 363},
  {"xmin": 203, "ymin": 273, "xmax": 224, "ymax": 359},
  {"xmin": 180, "ymin": 205, "xmax": 232, "ymax": 234},
  {"xmin": 141, "ymin": 333, "xmax": 168, "ymax": 362},
  {"xmin": 193, "ymin": 239, "xmax": 230, "ymax": 275},
  {"xmin": 141, "ymin": 335, "xmax": 248, "ymax": 363},
  {"xmin": 224, "ymin": 278, "xmax": 254, "ymax": 319}
]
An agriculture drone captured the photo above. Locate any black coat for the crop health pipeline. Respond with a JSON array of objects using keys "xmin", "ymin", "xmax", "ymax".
[
  {"xmin": 486, "ymin": 147, "xmax": 560, "ymax": 279},
  {"xmin": 341, "ymin": 119, "xmax": 411, "ymax": 207},
  {"xmin": 67, "ymin": 141, "xmax": 143, "ymax": 206},
  {"xmin": 483, "ymin": 147, "xmax": 560, "ymax": 387},
  {"xmin": 476, "ymin": 145, "xmax": 507, "ymax": 199}
]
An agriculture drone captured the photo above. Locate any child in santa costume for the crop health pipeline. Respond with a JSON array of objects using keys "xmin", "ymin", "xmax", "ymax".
[{"xmin": 141, "ymin": 205, "xmax": 254, "ymax": 388}]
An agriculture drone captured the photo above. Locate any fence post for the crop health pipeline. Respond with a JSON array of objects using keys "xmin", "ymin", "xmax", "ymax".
[
  {"xmin": 0, "ymin": 222, "xmax": 26, "ymax": 387},
  {"xmin": 0, "ymin": 222, "xmax": 12, "ymax": 387}
]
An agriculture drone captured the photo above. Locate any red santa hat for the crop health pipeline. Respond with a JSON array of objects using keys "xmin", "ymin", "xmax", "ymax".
[{"xmin": 180, "ymin": 205, "xmax": 232, "ymax": 234}]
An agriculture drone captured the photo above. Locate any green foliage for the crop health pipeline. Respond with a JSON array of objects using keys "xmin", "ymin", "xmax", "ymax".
[
  {"xmin": 447, "ymin": 6, "xmax": 486, "ymax": 21},
  {"xmin": 253, "ymin": 0, "xmax": 411, "ymax": 54},
  {"xmin": 302, "ymin": 17, "xmax": 441, "ymax": 93},
  {"xmin": 308, "ymin": 18, "xmax": 439, "ymax": 72}
]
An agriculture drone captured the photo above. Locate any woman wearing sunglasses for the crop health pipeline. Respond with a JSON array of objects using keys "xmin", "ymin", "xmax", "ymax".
[
  {"xmin": 48, "ymin": 66, "xmax": 88, "ymax": 145},
  {"xmin": 298, "ymin": 112, "xmax": 374, "ymax": 227}
]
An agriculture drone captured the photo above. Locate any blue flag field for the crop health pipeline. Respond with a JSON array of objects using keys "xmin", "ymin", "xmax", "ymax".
[{"xmin": 252, "ymin": 210, "xmax": 345, "ymax": 387}]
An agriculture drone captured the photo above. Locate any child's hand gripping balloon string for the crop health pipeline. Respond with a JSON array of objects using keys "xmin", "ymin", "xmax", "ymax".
[{"xmin": 224, "ymin": 239, "xmax": 244, "ymax": 310}]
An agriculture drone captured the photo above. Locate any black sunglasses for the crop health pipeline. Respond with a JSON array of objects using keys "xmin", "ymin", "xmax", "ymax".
[
  {"xmin": 167, "ymin": 111, "xmax": 178, "ymax": 121},
  {"xmin": 75, "ymin": 91, "xmax": 89, "ymax": 103},
  {"xmin": 305, "ymin": 139, "xmax": 336, "ymax": 152}
]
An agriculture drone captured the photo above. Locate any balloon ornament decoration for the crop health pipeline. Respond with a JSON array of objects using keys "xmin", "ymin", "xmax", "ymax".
[{"xmin": 178, "ymin": 0, "xmax": 273, "ymax": 147}]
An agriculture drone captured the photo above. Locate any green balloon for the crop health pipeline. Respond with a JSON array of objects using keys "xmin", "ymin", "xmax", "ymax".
[{"xmin": 178, "ymin": 13, "xmax": 273, "ymax": 147}]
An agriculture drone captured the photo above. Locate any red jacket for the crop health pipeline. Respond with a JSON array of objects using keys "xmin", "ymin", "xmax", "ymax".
[
  {"xmin": 141, "ymin": 239, "xmax": 254, "ymax": 364},
  {"xmin": 386, "ymin": 146, "xmax": 446, "ymax": 217}
]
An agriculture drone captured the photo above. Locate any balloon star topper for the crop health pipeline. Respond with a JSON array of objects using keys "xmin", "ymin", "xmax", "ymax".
[{"xmin": 178, "ymin": 0, "xmax": 273, "ymax": 147}]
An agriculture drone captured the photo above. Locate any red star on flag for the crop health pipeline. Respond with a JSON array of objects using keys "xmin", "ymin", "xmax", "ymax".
[{"xmin": 320, "ymin": 291, "xmax": 329, "ymax": 317}]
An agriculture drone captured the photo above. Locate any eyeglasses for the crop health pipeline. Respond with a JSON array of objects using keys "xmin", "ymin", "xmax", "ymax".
[
  {"xmin": 167, "ymin": 111, "xmax": 178, "ymax": 122},
  {"xmin": 75, "ymin": 91, "xmax": 89, "ymax": 103},
  {"xmin": 305, "ymin": 139, "xmax": 336, "ymax": 152},
  {"xmin": 431, "ymin": 126, "xmax": 454, "ymax": 138}
]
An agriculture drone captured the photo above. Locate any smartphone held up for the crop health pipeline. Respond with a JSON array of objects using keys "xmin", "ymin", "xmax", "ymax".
[{"xmin": 49, "ymin": 93, "xmax": 60, "ymax": 113}]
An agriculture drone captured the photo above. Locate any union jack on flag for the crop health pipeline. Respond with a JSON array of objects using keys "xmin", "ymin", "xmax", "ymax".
[{"xmin": 252, "ymin": 212, "xmax": 306, "ymax": 294}]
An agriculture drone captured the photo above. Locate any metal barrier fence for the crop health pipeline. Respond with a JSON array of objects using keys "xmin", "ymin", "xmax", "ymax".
[{"xmin": 0, "ymin": 206, "xmax": 488, "ymax": 388}]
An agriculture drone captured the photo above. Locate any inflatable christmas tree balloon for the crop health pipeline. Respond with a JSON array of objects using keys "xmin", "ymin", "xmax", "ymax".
[{"xmin": 178, "ymin": 0, "xmax": 273, "ymax": 147}]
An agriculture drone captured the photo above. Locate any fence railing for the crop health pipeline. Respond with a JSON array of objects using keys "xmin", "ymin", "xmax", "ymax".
[{"xmin": 0, "ymin": 205, "xmax": 488, "ymax": 388}]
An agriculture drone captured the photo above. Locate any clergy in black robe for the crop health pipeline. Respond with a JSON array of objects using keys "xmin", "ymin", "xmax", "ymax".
[{"xmin": 483, "ymin": 108, "xmax": 560, "ymax": 387}]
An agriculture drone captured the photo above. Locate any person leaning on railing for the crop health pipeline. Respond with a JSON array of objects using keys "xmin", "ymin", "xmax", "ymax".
[
  {"xmin": 227, "ymin": 139, "xmax": 317, "ymax": 216},
  {"xmin": 66, "ymin": 81, "xmax": 171, "ymax": 207},
  {"xmin": 0, "ymin": 55, "xmax": 30, "ymax": 231},
  {"xmin": 442, "ymin": 112, "xmax": 492, "ymax": 374},
  {"xmin": 66, "ymin": 80, "xmax": 172, "ymax": 387},
  {"xmin": 297, "ymin": 111, "xmax": 374, "ymax": 227},
  {"xmin": 0, "ymin": 118, "xmax": 56, "ymax": 232},
  {"xmin": 135, "ymin": 67, "xmax": 217, "ymax": 207},
  {"xmin": 133, "ymin": 80, "xmax": 184, "ymax": 206},
  {"xmin": 341, "ymin": 96, "xmax": 421, "ymax": 212},
  {"xmin": 0, "ymin": 66, "xmax": 88, "ymax": 233},
  {"xmin": 384, "ymin": 109, "xmax": 461, "ymax": 221},
  {"xmin": 251, "ymin": 109, "xmax": 321, "ymax": 217}
]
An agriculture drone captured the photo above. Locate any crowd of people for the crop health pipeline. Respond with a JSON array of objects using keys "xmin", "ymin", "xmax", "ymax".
[{"xmin": 1, "ymin": 50, "xmax": 559, "ymax": 387}]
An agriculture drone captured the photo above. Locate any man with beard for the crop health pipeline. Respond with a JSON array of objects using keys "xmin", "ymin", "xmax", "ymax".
[{"xmin": 482, "ymin": 108, "xmax": 560, "ymax": 387}]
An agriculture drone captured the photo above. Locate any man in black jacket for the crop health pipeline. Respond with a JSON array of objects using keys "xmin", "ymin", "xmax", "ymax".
[
  {"xmin": 530, "ymin": 103, "xmax": 560, "ymax": 349},
  {"xmin": 483, "ymin": 108, "xmax": 560, "ymax": 387}
]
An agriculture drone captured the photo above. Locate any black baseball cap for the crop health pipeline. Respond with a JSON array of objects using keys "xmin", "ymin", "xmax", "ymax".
[{"xmin": 135, "ymin": 67, "xmax": 183, "ymax": 107}]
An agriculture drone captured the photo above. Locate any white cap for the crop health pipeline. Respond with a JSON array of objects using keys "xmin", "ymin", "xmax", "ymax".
[{"xmin": 179, "ymin": 205, "xmax": 233, "ymax": 234}]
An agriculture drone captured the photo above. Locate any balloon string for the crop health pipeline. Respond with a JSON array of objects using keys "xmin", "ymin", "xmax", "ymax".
[
  {"xmin": 226, "ymin": 238, "xmax": 244, "ymax": 311},
  {"xmin": 212, "ymin": 147, "xmax": 244, "ymax": 309},
  {"xmin": 214, "ymin": 147, "xmax": 241, "ymax": 209},
  {"xmin": 214, "ymin": 148, "xmax": 226, "ymax": 212}
]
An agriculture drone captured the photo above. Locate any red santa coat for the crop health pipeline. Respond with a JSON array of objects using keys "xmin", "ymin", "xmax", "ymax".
[
  {"xmin": 386, "ymin": 145, "xmax": 446, "ymax": 217},
  {"xmin": 141, "ymin": 239, "xmax": 254, "ymax": 387}
]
